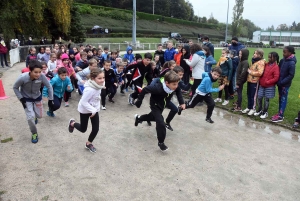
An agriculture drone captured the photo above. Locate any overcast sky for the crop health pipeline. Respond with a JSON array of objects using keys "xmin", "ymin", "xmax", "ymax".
[{"xmin": 189, "ymin": 0, "xmax": 300, "ymax": 29}]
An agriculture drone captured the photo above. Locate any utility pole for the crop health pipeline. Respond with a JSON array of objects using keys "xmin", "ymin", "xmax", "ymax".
[
  {"xmin": 153, "ymin": 0, "xmax": 155, "ymax": 15},
  {"xmin": 132, "ymin": 0, "xmax": 136, "ymax": 47},
  {"xmin": 225, "ymin": 0, "xmax": 229, "ymax": 43}
]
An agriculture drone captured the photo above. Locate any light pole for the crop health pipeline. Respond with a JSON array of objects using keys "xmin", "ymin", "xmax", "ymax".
[
  {"xmin": 225, "ymin": 0, "xmax": 229, "ymax": 43},
  {"xmin": 132, "ymin": 0, "xmax": 136, "ymax": 47},
  {"xmin": 153, "ymin": 0, "xmax": 155, "ymax": 15}
]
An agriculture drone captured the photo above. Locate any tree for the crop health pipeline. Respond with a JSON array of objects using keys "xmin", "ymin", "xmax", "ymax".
[
  {"xmin": 202, "ymin": 17, "xmax": 207, "ymax": 23},
  {"xmin": 231, "ymin": 0, "xmax": 244, "ymax": 37},
  {"xmin": 276, "ymin": 24, "xmax": 289, "ymax": 31}
]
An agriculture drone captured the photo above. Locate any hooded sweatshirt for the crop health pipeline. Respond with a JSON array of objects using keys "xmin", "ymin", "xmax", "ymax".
[
  {"xmin": 185, "ymin": 51, "xmax": 206, "ymax": 79},
  {"xmin": 123, "ymin": 46, "xmax": 134, "ymax": 64},
  {"xmin": 196, "ymin": 72, "xmax": 219, "ymax": 95},
  {"xmin": 43, "ymin": 74, "xmax": 73, "ymax": 98},
  {"xmin": 236, "ymin": 49, "xmax": 249, "ymax": 86}
]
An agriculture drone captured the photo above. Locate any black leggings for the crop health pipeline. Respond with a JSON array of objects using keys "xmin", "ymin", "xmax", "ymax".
[
  {"xmin": 187, "ymin": 93, "xmax": 215, "ymax": 119},
  {"xmin": 126, "ymin": 74, "xmax": 133, "ymax": 88},
  {"xmin": 191, "ymin": 79, "xmax": 202, "ymax": 97},
  {"xmin": 218, "ymin": 85, "xmax": 229, "ymax": 100},
  {"xmin": 74, "ymin": 112, "xmax": 99, "ymax": 143},
  {"xmin": 257, "ymin": 97, "xmax": 270, "ymax": 113},
  {"xmin": 139, "ymin": 106, "xmax": 166, "ymax": 143}
]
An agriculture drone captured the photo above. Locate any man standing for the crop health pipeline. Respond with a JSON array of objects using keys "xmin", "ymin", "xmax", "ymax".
[
  {"xmin": 228, "ymin": 37, "xmax": 245, "ymax": 57},
  {"xmin": 202, "ymin": 36, "xmax": 215, "ymax": 57}
]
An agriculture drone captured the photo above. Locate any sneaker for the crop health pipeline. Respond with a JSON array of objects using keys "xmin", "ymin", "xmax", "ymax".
[
  {"xmin": 147, "ymin": 121, "xmax": 152, "ymax": 126},
  {"xmin": 214, "ymin": 98, "xmax": 222, "ymax": 102},
  {"xmin": 293, "ymin": 122, "xmax": 299, "ymax": 128},
  {"xmin": 260, "ymin": 112, "xmax": 268, "ymax": 119},
  {"xmin": 242, "ymin": 108, "xmax": 250, "ymax": 114},
  {"xmin": 248, "ymin": 109, "xmax": 256, "ymax": 116},
  {"xmin": 128, "ymin": 94, "xmax": 134, "ymax": 105},
  {"xmin": 158, "ymin": 142, "xmax": 168, "ymax": 151},
  {"xmin": 125, "ymin": 88, "xmax": 128, "ymax": 92},
  {"xmin": 222, "ymin": 100, "xmax": 229, "ymax": 105},
  {"xmin": 31, "ymin": 133, "xmax": 38, "ymax": 143},
  {"xmin": 68, "ymin": 119, "xmax": 75, "ymax": 133},
  {"xmin": 76, "ymin": 89, "xmax": 78, "ymax": 93},
  {"xmin": 65, "ymin": 102, "xmax": 69, "ymax": 107},
  {"xmin": 272, "ymin": 115, "xmax": 284, "ymax": 123},
  {"xmin": 271, "ymin": 113, "xmax": 279, "ymax": 119},
  {"xmin": 101, "ymin": 105, "xmax": 106, "ymax": 110},
  {"xmin": 165, "ymin": 123, "xmax": 173, "ymax": 131},
  {"xmin": 35, "ymin": 118, "xmax": 38, "ymax": 124},
  {"xmin": 177, "ymin": 106, "xmax": 183, "ymax": 115},
  {"xmin": 254, "ymin": 111, "xmax": 263, "ymax": 116},
  {"xmin": 232, "ymin": 107, "xmax": 242, "ymax": 112},
  {"xmin": 205, "ymin": 118, "xmax": 214, "ymax": 123},
  {"xmin": 134, "ymin": 114, "xmax": 142, "ymax": 126},
  {"xmin": 47, "ymin": 111, "xmax": 55, "ymax": 117},
  {"xmin": 85, "ymin": 143, "xmax": 96, "ymax": 153},
  {"xmin": 108, "ymin": 99, "xmax": 115, "ymax": 103}
]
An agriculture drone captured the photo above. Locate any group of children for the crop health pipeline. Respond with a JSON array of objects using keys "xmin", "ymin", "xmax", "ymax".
[{"xmin": 13, "ymin": 41, "xmax": 297, "ymax": 153}]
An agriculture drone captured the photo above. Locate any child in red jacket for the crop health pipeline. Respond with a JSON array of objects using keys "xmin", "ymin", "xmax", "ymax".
[{"xmin": 254, "ymin": 52, "xmax": 279, "ymax": 119}]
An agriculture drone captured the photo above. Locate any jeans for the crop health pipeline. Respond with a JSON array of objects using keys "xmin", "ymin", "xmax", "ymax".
[
  {"xmin": 247, "ymin": 82, "xmax": 258, "ymax": 110},
  {"xmin": 278, "ymin": 86, "xmax": 290, "ymax": 117},
  {"xmin": 49, "ymin": 95, "xmax": 63, "ymax": 112},
  {"xmin": 74, "ymin": 112, "xmax": 99, "ymax": 142},
  {"xmin": 0, "ymin": 53, "xmax": 8, "ymax": 67}
]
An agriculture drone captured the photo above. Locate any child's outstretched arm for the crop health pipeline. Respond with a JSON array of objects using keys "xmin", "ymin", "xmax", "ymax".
[
  {"xmin": 65, "ymin": 77, "xmax": 73, "ymax": 92},
  {"xmin": 41, "ymin": 74, "xmax": 53, "ymax": 100}
]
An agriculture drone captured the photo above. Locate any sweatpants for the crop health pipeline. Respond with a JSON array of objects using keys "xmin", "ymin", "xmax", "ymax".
[
  {"xmin": 24, "ymin": 101, "xmax": 43, "ymax": 134},
  {"xmin": 165, "ymin": 101, "xmax": 178, "ymax": 124},
  {"xmin": 236, "ymin": 83, "xmax": 244, "ymax": 108},
  {"xmin": 139, "ymin": 106, "xmax": 166, "ymax": 143},
  {"xmin": 74, "ymin": 112, "xmax": 99, "ymax": 143},
  {"xmin": 247, "ymin": 82, "xmax": 258, "ymax": 110},
  {"xmin": 101, "ymin": 86, "xmax": 116, "ymax": 106},
  {"xmin": 109, "ymin": 85, "xmax": 117, "ymax": 99},
  {"xmin": 131, "ymin": 82, "xmax": 143, "ymax": 99},
  {"xmin": 64, "ymin": 91, "xmax": 71, "ymax": 102},
  {"xmin": 278, "ymin": 86, "xmax": 290, "ymax": 117},
  {"xmin": 187, "ymin": 93, "xmax": 215, "ymax": 119},
  {"xmin": 182, "ymin": 70, "xmax": 190, "ymax": 85},
  {"xmin": 49, "ymin": 95, "xmax": 63, "ymax": 112},
  {"xmin": 191, "ymin": 79, "xmax": 202, "ymax": 97}
]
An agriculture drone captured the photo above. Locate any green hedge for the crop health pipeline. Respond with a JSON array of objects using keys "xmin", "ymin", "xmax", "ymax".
[{"xmin": 76, "ymin": 3, "xmax": 219, "ymax": 29}]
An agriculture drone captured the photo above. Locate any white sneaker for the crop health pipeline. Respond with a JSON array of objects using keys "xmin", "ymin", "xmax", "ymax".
[
  {"xmin": 214, "ymin": 98, "xmax": 222, "ymax": 102},
  {"xmin": 101, "ymin": 106, "xmax": 106, "ymax": 110},
  {"xmin": 260, "ymin": 112, "xmax": 268, "ymax": 119},
  {"xmin": 254, "ymin": 111, "xmax": 262, "ymax": 116},
  {"xmin": 248, "ymin": 109, "xmax": 256, "ymax": 116},
  {"xmin": 242, "ymin": 108, "xmax": 250, "ymax": 114},
  {"xmin": 222, "ymin": 100, "xmax": 229, "ymax": 105}
]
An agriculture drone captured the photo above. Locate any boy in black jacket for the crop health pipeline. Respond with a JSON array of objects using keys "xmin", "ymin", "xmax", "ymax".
[
  {"xmin": 125, "ymin": 53, "xmax": 153, "ymax": 105},
  {"xmin": 134, "ymin": 71, "xmax": 186, "ymax": 151},
  {"xmin": 101, "ymin": 60, "xmax": 117, "ymax": 110}
]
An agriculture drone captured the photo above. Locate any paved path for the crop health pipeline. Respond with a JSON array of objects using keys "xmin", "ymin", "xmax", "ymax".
[{"xmin": 0, "ymin": 63, "xmax": 299, "ymax": 200}]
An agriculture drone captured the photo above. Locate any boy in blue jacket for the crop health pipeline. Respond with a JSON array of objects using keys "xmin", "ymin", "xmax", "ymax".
[
  {"xmin": 43, "ymin": 67, "xmax": 73, "ymax": 117},
  {"xmin": 123, "ymin": 46, "xmax": 134, "ymax": 64},
  {"xmin": 181, "ymin": 67, "xmax": 224, "ymax": 123},
  {"xmin": 164, "ymin": 42, "xmax": 176, "ymax": 62}
]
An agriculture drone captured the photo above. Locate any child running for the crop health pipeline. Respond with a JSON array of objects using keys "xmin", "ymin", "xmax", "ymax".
[
  {"xmin": 159, "ymin": 60, "xmax": 176, "ymax": 78},
  {"xmin": 68, "ymin": 68, "xmax": 105, "ymax": 153},
  {"xmin": 43, "ymin": 67, "xmax": 73, "ymax": 117},
  {"xmin": 101, "ymin": 60, "xmax": 117, "ymax": 110},
  {"xmin": 76, "ymin": 58, "xmax": 98, "ymax": 94},
  {"xmin": 254, "ymin": 52, "xmax": 279, "ymax": 118},
  {"xmin": 134, "ymin": 71, "xmax": 185, "ymax": 151},
  {"xmin": 181, "ymin": 67, "xmax": 224, "ymax": 123},
  {"xmin": 271, "ymin": 46, "xmax": 296, "ymax": 122},
  {"xmin": 13, "ymin": 60, "xmax": 54, "ymax": 143}
]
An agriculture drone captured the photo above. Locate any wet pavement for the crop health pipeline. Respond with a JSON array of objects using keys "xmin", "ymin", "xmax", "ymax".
[{"xmin": 0, "ymin": 63, "xmax": 300, "ymax": 200}]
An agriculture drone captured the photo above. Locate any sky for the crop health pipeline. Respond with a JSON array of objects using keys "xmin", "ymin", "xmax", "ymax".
[{"xmin": 188, "ymin": 0, "xmax": 300, "ymax": 29}]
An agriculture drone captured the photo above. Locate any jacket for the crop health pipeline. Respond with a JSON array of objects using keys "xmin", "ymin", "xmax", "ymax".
[
  {"xmin": 77, "ymin": 82, "xmax": 102, "ymax": 115},
  {"xmin": 185, "ymin": 51, "xmax": 206, "ymax": 79},
  {"xmin": 0, "ymin": 43, "xmax": 8, "ymax": 54},
  {"xmin": 114, "ymin": 68, "xmax": 124, "ymax": 83},
  {"xmin": 75, "ymin": 59, "xmax": 89, "ymax": 70},
  {"xmin": 229, "ymin": 42, "xmax": 245, "ymax": 56},
  {"xmin": 216, "ymin": 57, "xmax": 233, "ymax": 80},
  {"xmin": 76, "ymin": 67, "xmax": 90, "ymax": 86},
  {"xmin": 124, "ymin": 61, "xmax": 152, "ymax": 86},
  {"xmin": 57, "ymin": 62, "xmax": 76, "ymax": 79},
  {"xmin": 103, "ymin": 68, "xmax": 117, "ymax": 87},
  {"xmin": 26, "ymin": 54, "xmax": 37, "ymax": 67},
  {"xmin": 203, "ymin": 42, "xmax": 215, "ymax": 57},
  {"xmin": 164, "ymin": 47, "xmax": 176, "ymax": 62},
  {"xmin": 174, "ymin": 52, "xmax": 182, "ymax": 65},
  {"xmin": 13, "ymin": 72, "xmax": 53, "ymax": 101},
  {"xmin": 155, "ymin": 50, "xmax": 165, "ymax": 65},
  {"xmin": 43, "ymin": 74, "xmax": 73, "ymax": 98},
  {"xmin": 197, "ymin": 72, "xmax": 219, "ymax": 94},
  {"xmin": 236, "ymin": 49, "xmax": 249, "ymax": 86},
  {"xmin": 204, "ymin": 55, "xmax": 217, "ymax": 72},
  {"xmin": 247, "ymin": 59, "xmax": 265, "ymax": 83},
  {"xmin": 138, "ymin": 78, "xmax": 184, "ymax": 110},
  {"xmin": 259, "ymin": 62, "xmax": 279, "ymax": 88},
  {"xmin": 151, "ymin": 77, "xmax": 191, "ymax": 91},
  {"xmin": 277, "ymin": 55, "xmax": 296, "ymax": 87},
  {"xmin": 123, "ymin": 46, "xmax": 134, "ymax": 64}
]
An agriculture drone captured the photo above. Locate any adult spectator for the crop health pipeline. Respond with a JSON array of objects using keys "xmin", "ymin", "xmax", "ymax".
[
  {"xmin": 0, "ymin": 37, "xmax": 9, "ymax": 67},
  {"xmin": 229, "ymin": 37, "xmax": 245, "ymax": 57},
  {"xmin": 202, "ymin": 36, "xmax": 215, "ymax": 57},
  {"xmin": 188, "ymin": 40, "xmax": 193, "ymax": 47},
  {"xmin": 27, "ymin": 37, "xmax": 32, "ymax": 45},
  {"xmin": 164, "ymin": 42, "xmax": 176, "ymax": 62}
]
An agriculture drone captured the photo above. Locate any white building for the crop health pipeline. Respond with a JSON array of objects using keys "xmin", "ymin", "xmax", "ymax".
[{"xmin": 252, "ymin": 31, "xmax": 300, "ymax": 46}]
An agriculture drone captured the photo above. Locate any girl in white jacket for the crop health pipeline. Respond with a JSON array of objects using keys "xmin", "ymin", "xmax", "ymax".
[{"xmin": 68, "ymin": 68, "xmax": 105, "ymax": 153}]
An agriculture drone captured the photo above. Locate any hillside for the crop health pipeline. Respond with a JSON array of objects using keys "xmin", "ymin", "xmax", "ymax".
[{"xmin": 81, "ymin": 14, "xmax": 224, "ymax": 41}]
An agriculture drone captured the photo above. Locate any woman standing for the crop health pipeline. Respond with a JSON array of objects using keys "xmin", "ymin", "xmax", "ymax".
[{"xmin": 0, "ymin": 37, "xmax": 9, "ymax": 68}]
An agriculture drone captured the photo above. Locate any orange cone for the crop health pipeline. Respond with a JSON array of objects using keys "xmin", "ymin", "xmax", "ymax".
[{"xmin": 0, "ymin": 79, "xmax": 8, "ymax": 100}]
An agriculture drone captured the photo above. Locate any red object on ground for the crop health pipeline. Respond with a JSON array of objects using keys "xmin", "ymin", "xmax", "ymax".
[{"xmin": 0, "ymin": 79, "xmax": 8, "ymax": 100}]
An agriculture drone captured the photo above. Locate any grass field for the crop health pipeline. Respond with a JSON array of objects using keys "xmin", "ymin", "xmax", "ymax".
[{"xmin": 211, "ymin": 48, "xmax": 299, "ymax": 127}]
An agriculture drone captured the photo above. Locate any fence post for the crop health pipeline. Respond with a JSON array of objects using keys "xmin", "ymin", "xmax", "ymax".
[
  {"xmin": 149, "ymin": 44, "xmax": 150, "ymax": 50},
  {"xmin": 119, "ymin": 43, "xmax": 120, "ymax": 50},
  {"xmin": 109, "ymin": 44, "xmax": 111, "ymax": 50}
]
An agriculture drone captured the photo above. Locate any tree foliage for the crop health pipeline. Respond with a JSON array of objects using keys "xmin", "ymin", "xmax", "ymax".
[{"xmin": 231, "ymin": 0, "xmax": 244, "ymax": 37}]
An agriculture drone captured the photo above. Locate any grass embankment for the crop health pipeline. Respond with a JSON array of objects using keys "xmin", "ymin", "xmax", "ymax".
[{"xmin": 212, "ymin": 48, "xmax": 299, "ymax": 127}]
